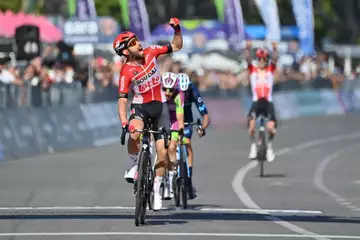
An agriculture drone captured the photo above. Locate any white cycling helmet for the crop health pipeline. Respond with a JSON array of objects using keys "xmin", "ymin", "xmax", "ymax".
[
  {"xmin": 162, "ymin": 72, "xmax": 178, "ymax": 89},
  {"xmin": 177, "ymin": 73, "xmax": 190, "ymax": 91}
]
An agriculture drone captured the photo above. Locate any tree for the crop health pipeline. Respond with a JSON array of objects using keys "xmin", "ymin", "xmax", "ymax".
[{"xmin": 0, "ymin": 0, "xmax": 22, "ymax": 12}]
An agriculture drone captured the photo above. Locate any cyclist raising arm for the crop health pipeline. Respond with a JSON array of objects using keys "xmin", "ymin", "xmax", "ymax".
[
  {"xmin": 114, "ymin": 17, "xmax": 183, "ymax": 210},
  {"xmin": 161, "ymin": 72, "xmax": 185, "ymax": 199},
  {"xmin": 245, "ymin": 40, "xmax": 278, "ymax": 162},
  {"xmin": 180, "ymin": 73, "xmax": 210, "ymax": 198}
]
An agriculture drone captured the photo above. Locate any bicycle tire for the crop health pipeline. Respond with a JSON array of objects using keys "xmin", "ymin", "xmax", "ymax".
[
  {"xmin": 179, "ymin": 145, "xmax": 188, "ymax": 209},
  {"xmin": 147, "ymin": 164, "xmax": 154, "ymax": 210},
  {"xmin": 135, "ymin": 150, "xmax": 147, "ymax": 226},
  {"xmin": 181, "ymin": 163, "xmax": 188, "ymax": 209},
  {"xmin": 259, "ymin": 130, "xmax": 266, "ymax": 178},
  {"xmin": 140, "ymin": 154, "xmax": 152, "ymax": 225}
]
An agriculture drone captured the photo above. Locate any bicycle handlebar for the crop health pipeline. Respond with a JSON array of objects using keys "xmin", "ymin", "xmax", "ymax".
[
  {"xmin": 184, "ymin": 118, "xmax": 202, "ymax": 129},
  {"xmin": 120, "ymin": 125, "xmax": 128, "ymax": 146},
  {"xmin": 120, "ymin": 126, "xmax": 169, "ymax": 149}
]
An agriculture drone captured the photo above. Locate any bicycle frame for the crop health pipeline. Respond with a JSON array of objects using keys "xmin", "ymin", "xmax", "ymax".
[
  {"xmin": 176, "ymin": 118, "xmax": 202, "ymax": 177},
  {"xmin": 257, "ymin": 114, "xmax": 267, "ymax": 177},
  {"xmin": 120, "ymin": 123, "xmax": 168, "ymax": 226}
]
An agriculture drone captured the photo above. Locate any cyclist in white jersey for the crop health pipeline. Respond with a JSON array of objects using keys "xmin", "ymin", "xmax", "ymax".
[{"xmin": 244, "ymin": 41, "xmax": 278, "ymax": 162}]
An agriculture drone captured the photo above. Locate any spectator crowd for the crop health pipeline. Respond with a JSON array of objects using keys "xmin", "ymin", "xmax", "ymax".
[{"xmin": 1, "ymin": 39, "xmax": 358, "ymax": 109}]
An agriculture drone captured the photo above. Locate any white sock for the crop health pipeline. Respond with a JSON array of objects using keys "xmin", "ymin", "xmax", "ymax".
[
  {"xmin": 153, "ymin": 176, "xmax": 163, "ymax": 195},
  {"xmin": 129, "ymin": 154, "xmax": 137, "ymax": 166},
  {"xmin": 168, "ymin": 170, "xmax": 175, "ymax": 192}
]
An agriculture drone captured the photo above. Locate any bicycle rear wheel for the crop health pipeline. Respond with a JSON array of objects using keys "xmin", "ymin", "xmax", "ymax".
[{"xmin": 135, "ymin": 150, "xmax": 148, "ymax": 226}]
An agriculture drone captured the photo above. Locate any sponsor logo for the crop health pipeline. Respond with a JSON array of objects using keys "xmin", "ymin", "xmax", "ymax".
[
  {"xmin": 135, "ymin": 68, "xmax": 157, "ymax": 85},
  {"xmin": 150, "ymin": 45, "xmax": 163, "ymax": 49}
]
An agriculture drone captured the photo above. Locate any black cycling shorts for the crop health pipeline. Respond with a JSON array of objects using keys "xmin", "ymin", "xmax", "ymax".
[
  {"xmin": 129, "ymin": 101, "xmax": 170, "ymax": 141},
  {"xmin": 247, "ymin": 99, "xmax": 277, "ymax": 125}
]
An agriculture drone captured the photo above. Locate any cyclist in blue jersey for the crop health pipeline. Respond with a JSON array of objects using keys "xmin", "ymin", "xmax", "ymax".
[{"xmin": 177, "ymin": 73, "xmax": 210, "ymax": 199}]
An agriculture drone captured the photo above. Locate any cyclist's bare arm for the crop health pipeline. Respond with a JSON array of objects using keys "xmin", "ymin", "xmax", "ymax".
[
  {"xmin": 201, "ymin": 114, "xmax": 210, "ymax": 129},
  {"xmin": 169, "ymin": 18, "xmax": 183, "ymax": 52},
  {"xmin": 176, "ymin": 112, "xmax": 184, "ymax": 131},
  {"xmin": 244, "ymin": 40, "xmax": 253, "ymax": 67},
  {"xmin": 117, "ymin": 72, "xmax": 132, "ymax": 124},
  {"xmin": 176, "ymin": 91, "xmax": 185, "ymax": 130},
  {"xmin": 118, "ymin": 98, "xmax": 128, "ymax": 123},
  {"xmin": 271, "ymin": 42, "xmax": 279, "ymax": 65}
]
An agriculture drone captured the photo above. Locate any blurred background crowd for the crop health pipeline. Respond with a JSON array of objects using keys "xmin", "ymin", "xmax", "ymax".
[{"xmin": 1, "ymin": 0, "xmax": 360, "ymax": 108}]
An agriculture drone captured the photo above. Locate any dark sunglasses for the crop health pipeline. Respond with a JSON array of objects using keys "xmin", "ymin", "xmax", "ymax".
[
  {"xmin": 162, "ymin": 87, "xmax": 175, "ymax": 93},
  {"xmin": 128, "ymin": 37, "xmax": 139, "ymax": 47}
]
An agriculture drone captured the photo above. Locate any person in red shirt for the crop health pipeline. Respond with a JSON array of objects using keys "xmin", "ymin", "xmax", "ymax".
[
  {"xmin": 244, "ymin": 40, "xmax": 278, "ymax": 162},
  {"xmin": 113, "ymin": 18, "xmax": 183, "ymax": 210}
]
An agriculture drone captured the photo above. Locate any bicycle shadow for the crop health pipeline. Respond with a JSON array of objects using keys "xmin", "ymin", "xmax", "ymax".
[
  {"xmin": 146, "ymin": 219, "xmax": 188, "ymax": 226},
  {"xmin": 165, "ymin": 204, "xmax": 223, "ymax": 210},
  {"xmin": 1, "ymin": 212, "xmax": 360, "ymax": 225}
]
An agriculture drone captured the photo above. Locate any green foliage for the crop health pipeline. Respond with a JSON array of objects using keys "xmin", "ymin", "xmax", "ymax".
[
  {"xmin": 0, "ymin": 0, "xmax": 23, "ymax": 12},
  {"xmin": 94, "ymin": 0, "xmax": 123, "ymax": 25}
]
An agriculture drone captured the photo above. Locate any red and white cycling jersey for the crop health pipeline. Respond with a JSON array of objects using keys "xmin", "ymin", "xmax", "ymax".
[
  {"xmin": 118, "ymin": 45, "xmax": 171, "ymax": 104},
  {"xmin": 248, "ymin": 63, "xmax": 276, "ymax": 102}
]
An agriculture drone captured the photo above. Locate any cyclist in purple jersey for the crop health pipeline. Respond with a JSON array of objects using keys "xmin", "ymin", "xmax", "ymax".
[{"xmin": 162, "ymin": 72, "xmax": 185, "ymax": 199}]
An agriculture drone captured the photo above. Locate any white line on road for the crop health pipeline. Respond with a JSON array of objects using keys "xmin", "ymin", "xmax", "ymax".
[
  {"xmin": 314, "ymin": 145, "xmax": 360, "ymax": 212},
  {"xmin": 0, "ymin": 232, "xmax": 360, "ymax": 238},
  {"xmin": 0, "ymin": 206, "xmax": 323, "ymax": 214},
  {"xmin": 233, "ymin": 132, "xmax": 360, "ymax": 240}
]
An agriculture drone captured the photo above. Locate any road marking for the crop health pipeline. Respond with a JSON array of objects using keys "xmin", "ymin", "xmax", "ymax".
[
  {"xmin": 314, "ymin": 145, "xmax": 360, "ymax": 213},
  {"xmin": 93, "ymin": 137, "xmax": 119, "ymax": 147},
  {"xmin": 346, "ymin": 206, "xmax": 357, "ymax": 209},
  {"xmin": 0, "ymin": 206, "xmax": 323, "ymax": 215},
  {"xmin": 0, "ymin": 232, "xmax": 360, "ymax": 238},
  {"xmin": 270, "ymin": 181, "xmax": 287, "ymax": 186},
  {"xmin": 233, "ymin": 132, "xmax": 360, "ymax": 240},
  {"xmin": 0, "ymin": 206, "xmax": 135, "ymax": 211},
  {"xmin": 198, "ymin": 208, "xmax": 323, "ymax": 214}
]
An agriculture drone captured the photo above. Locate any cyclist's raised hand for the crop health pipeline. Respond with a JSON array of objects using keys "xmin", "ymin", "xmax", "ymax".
[
  {"xmin": 169, "ymin": 17, "xmax": 180, "ymax": 31},
  {"xmin": 246, "ymin": 40, "xmax": 252, "ymax": 49},
  {"xmin": 271, "ymin": 41, "xmax": 278, "ymax": 50}
]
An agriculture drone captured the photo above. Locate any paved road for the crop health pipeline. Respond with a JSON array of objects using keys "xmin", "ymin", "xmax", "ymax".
[{"xmin": 0, "ymin": 114, "xmax": 360, "ymax": 239}]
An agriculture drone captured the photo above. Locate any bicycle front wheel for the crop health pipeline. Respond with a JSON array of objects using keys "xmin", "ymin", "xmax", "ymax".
[
  {"xmin": 135, "ymin": 150, "xmax": 148, "ymax": 226},
  {"xmin": 179, "ymin": 146, "xmax": 188, "ymax": 209},
  {"xmin": 258, "ymin": 130, "xmax": 266, "ymax": 178}
]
